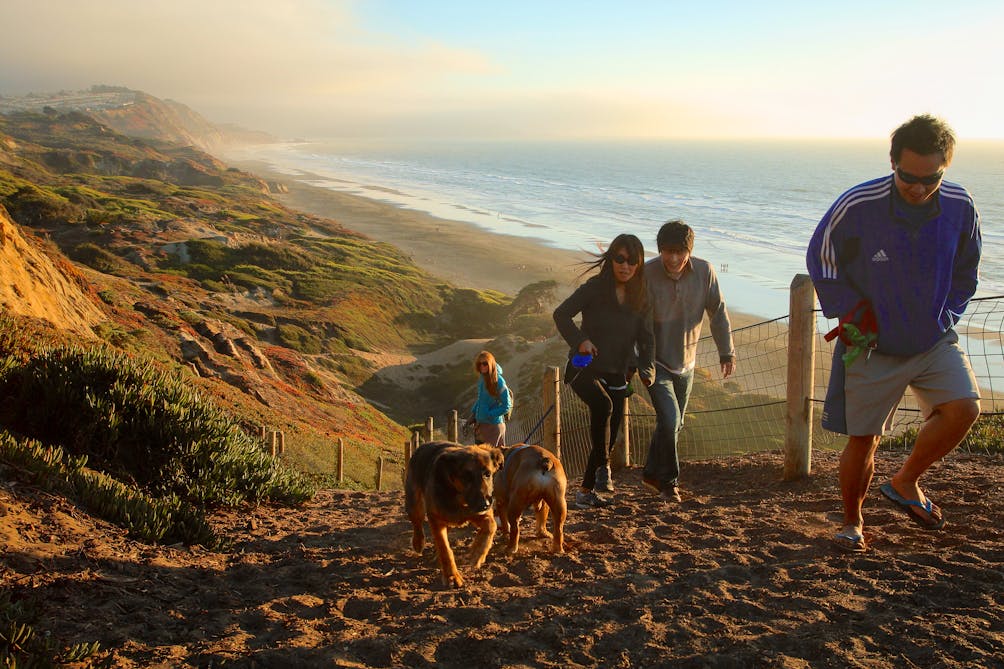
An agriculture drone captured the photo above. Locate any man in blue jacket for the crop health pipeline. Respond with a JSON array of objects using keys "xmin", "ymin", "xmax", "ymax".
[{"xmin": 807, "ymin": 114, "xmax": 982, "ymax": 552}]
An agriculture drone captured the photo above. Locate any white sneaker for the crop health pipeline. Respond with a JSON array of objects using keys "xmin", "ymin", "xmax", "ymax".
[{"xmin": 575, "ymin": 490, "xmax": 611, "ymax": 509}]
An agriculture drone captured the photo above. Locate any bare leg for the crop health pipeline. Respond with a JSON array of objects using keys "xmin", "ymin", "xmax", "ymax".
[
  {"xmin": 889, "ymin": 398, "xmax": 980, "ymax": 520},
  {"xmin": 839, "ymin": 434, "xmax": 881, "ymax": 534}
]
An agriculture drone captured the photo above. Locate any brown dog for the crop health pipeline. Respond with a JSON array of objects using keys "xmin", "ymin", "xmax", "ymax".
[
  {"xmin": 493, "ymin": 443, "xmax": 567, "ymax": 555},
  {"xmin": 404, "ymin": 440, "xmax": 504, "ymax": 587}
]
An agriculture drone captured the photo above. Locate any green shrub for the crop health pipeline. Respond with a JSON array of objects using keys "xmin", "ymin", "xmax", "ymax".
[
  {"xmin": 0, "ymin": 590, "xmax": 110, "ymax": 668},
  {"xmin": 0, "ymin": 346, "xmax": 315, "ymax": 508},
  {"xmin": 183, "ymin": 238, "xmax": 229, "ymax": 266},
  {"xmin": 69, "ymin": 242, "xmax": 132, "ymax": 274},
  {"xmin": 226, "ymin": 264, "xmax": 292, "ymax": 293},
  {"xmin": 291, "ymin": 273, "xmax": 354, "ymax": 302},
  {"xmin": 507, "ymin": 313, "xmax": 556, "ymax": 339},
  {"xmin": 230, "ymin": 242, "xmax": 314, "ymax": 271},
  {"xmin": 884, "ymin": 414, "xmax": 1004, "ymax": 455},
  {"xmin": 3, "ymin": 183, "xmax": 82, "ymax": 227},
  {"xmin": 963, "ymin": 414, "xmax": 1004, "ymax": 454},
  {"xmin": 0, "ymin": 432, "xmax": 215, "ymax": 547},
  {"xmin": 276, "ymin": 323, "xmax": 323, "ymax": 354}
]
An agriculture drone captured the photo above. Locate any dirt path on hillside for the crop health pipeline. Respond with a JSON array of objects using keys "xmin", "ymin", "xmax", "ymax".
[{"xmin": 3, "ymin": 449, "xmax": 1002, "ymax": 667}]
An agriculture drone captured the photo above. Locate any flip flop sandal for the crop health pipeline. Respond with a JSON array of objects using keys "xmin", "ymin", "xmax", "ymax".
[
  {"xmin": 879, "ymin": 482, "xmax": 946, "ymax": 530},
  {"xmin": 832, "ymin": 530, "xmax": 867, "ymax": 553}
]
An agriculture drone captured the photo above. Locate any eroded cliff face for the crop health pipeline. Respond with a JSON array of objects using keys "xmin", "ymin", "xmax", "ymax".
[{"xmin": 0, "ymin": 207, "xmax": 105, "ymax": 337}]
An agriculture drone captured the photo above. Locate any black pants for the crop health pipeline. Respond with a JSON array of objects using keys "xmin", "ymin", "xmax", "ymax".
[{"xmin": 569, "ymin": 372, "xmax": 629, "ymax": 491}]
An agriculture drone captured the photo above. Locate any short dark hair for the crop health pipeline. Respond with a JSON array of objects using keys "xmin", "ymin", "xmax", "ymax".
[
  {"xmin": 890, "ymin": 114, "xmax": 956, "ymax": 165},
  {"xmin": 656, "ymin": 220, "xmax": 694, "ymax": 252}
]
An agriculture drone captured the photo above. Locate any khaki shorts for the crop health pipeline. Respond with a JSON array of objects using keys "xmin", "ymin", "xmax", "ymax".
[{"xmin": 823, "ymin": 330, "xmax": 980, "ymax": 436}]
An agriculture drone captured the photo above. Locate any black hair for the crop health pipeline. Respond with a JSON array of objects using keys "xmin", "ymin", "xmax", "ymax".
[
  {"xmin": 890, "ymin": 114, "xmax": 956, "ymax": 165},
  {"xmin": 577, "ymin": 233, "xmax": 648, "ymax": 312},
  {"xmin": 656, "ymin": 220, "xmax": 694, "ymax": 252}
]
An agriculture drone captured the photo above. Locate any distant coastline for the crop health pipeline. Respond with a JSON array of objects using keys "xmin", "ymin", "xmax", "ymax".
[
  {"xmin": 223, "ymin": 138, "xmax": 1004, "ymax": 324},
  {"xmin": 229, "ymin": 158, "xmax": 584, "ymax": 299},
  {"xmin": 227, "ymin": 156, "xmax": 768, "ymax": 330}
]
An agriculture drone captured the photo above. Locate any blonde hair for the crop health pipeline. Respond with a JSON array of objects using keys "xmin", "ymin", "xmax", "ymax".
[{"xmin": 474, "ymin": 350, "xmax": 500, "ymax": 397}]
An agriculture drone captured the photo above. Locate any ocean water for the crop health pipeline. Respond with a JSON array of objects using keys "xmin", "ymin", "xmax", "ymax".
[{"xmin": 227, "ymin": 139, "xmax": 1004, "ymax": 319}]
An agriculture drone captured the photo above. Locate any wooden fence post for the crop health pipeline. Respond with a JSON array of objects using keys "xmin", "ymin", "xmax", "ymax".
[
  {"xmin": 376, "ymin": 456, "xmax": 384, "ymax": 491},
  {"xmin": 542, "ymin": 366, "xmax": 561, "ymax": 460},
  {"xmin": 425, "ymin": 417, "xmax": 434, "ymax": 443},
  {"xmin": 610, "ymin": 396, "xmax": 630, "ymax": 471},
  {"xmin": 785, "ymin": 273, "xmax": 816, "ymax": 480},
  {"xmin": 270, "ymin": 430, "xmax": 279, "ymax": 457},
  {"xmin": 277, "ymin": 431, "xmax": 285, "ymax": 456},
  {"xmin": 403, "ymin": 440, "xmax": 411, "ymax": 485},
  {"xmin": 447, "ymin": 409, "xmax": 458, "ymax": 442},
  {"xmin": 336, "ymin": 437, "xmax": 344, "ymax": 483}
]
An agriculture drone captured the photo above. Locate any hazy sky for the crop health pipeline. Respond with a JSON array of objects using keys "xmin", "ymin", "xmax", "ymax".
[{"xmin": 2, "ymin": 0, "xmax": 1003, "ymax": 140}]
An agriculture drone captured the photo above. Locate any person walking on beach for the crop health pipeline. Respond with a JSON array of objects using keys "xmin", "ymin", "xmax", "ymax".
[
  {"xmin": 468, "ymin": 350, "xmax": 513, "ymax": 448},
  {"xmin": 643, "ymin": 220, "xmax": 735, "ymax": 503},
  {"xmin": 554, "ymin": 234, "xmax": 655, "ymax": 509},
  {"xmin": 806, "ymin": 114, "xmax": 982, "ymax": 553}
]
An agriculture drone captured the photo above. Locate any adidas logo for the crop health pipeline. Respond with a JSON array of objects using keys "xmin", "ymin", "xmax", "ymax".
[{"xmin": 871, "ymin": 249, "xmax": 890, "ymax": 262}]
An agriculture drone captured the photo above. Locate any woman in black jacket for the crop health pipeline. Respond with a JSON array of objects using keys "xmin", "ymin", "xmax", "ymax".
[{"xmin": 553, "ymin": 233, "xmax": 655, "ymax": 509}]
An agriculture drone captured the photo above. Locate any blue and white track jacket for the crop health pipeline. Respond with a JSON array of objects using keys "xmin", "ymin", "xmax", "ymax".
[{"xmin": 807, "ymin": 175, "xmax": 981, "ymax": 357}]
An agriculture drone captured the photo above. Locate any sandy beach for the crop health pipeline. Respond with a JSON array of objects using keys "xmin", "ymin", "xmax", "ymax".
[
  {"xmin": 228, "ymin": 158, "xmax": 767, "ymax": 335},
  {"xmin": 231, "ymin": 159, "xmax": 587, "ymax": 299}
]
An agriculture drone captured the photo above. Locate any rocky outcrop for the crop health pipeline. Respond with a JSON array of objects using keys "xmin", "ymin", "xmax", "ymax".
[
  {"xmin": 189, "ymin": 319, "xmax": 275, "ymax": 374},
  {"xmin": 0, "ymin": 207, "xmax": 104, "ymax": 337},
  {"xmin": 179, "ymin": 335, "xmax": 213, "ymax": 364}
]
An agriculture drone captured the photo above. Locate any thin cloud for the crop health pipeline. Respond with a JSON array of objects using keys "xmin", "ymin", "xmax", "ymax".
[{"xmin": 0, "ymin": 0, "xmax": 495, "ymax": 133}]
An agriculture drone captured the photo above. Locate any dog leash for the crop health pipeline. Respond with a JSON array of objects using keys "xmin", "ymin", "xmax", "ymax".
[
  {"xmin": 517, "ymin": 404, "xmax": 553, "ymax": 445},
  {"xmin": 514, "ymin": 353, "xmax": 592, "ymax": 445}
]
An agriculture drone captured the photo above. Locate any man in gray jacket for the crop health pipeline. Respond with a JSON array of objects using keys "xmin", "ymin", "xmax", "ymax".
[{"xmin": 643, "ymin": 220, "xmax": 736, "ymax": 502}]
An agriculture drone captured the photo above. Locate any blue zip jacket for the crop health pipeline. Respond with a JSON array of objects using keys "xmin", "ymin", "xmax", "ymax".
[
  {"xmin": 471, "ymin": 363, "xmax": 512, "ymax": 424},
  {"xmin": 807, "ymin": 175, "xmax": 981, "ymax": 357}
]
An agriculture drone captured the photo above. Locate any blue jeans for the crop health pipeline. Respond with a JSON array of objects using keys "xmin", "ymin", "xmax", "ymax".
[{"xmin": 644, "ymin": 367, "xmax": 694, "ymax": 489}]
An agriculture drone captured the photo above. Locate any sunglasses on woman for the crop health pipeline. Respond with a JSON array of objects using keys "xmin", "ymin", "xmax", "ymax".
[{"xmin": 612, "ymin": 254, "xmax": 638, "ymax": 266}]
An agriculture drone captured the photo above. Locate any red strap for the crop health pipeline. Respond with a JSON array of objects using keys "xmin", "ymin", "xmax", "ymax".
[{"xmin": 824, "ymin": 299, "xmax": 876, "ymax": 345}]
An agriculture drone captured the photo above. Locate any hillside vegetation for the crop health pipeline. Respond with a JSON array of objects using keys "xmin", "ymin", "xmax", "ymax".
[
  {"xmin": 0, "ymin": 104, "xmax": 555, "ymax": 464},
  {"xmin": 0, "ymin": 95, "xmax": 564, "ymax": 664}
]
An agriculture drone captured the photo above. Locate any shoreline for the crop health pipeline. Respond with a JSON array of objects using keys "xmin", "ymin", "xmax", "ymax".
[
  {"xmin": 224, "ymin": 155, "xmax": 1001, "ymax": 404},
  {"xmin": 228, "ymin": 156, "xmax": 770, "ymax": 330},
  {"xmin": 231, "ymin": 158, "xmax": 586, "ymax": 298}
]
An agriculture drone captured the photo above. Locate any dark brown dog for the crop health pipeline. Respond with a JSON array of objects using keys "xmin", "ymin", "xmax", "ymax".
[
  {"xmin": 404, "ymin": 440, "xmax": 504, "ymax": 587},
  {"xmin": 493, "ymin": 443, "xmax": 567, "ymax": 555}
]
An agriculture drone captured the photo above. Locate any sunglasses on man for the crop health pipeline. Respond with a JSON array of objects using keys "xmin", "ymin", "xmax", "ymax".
[{"xmin": 896, "ymin": 166, "xmax": 944, "ymax": 186}]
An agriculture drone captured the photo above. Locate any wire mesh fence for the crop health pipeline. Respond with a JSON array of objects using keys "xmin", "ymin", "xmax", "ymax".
[
  {"xmin": 508, "ymin": 288, "xmax": 1004, "ymax": 480},
  {"xmin": 812, "ymin": 295, "xmax": 1004, "ymax": 433}
]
